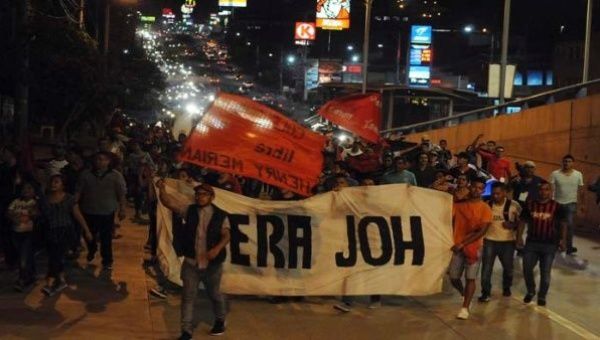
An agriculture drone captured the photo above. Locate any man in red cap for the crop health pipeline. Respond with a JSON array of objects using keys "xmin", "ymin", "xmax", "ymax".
[{"xmin": 157, "ymin": 181, "xmax": 230, "ymax": 339}]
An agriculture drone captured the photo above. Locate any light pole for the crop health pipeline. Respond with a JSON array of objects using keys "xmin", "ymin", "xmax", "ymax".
[
  {"xmin": 498, "ymin": 0, "xmax": 511, "ymax": 107},
  {"xmin": 582, "ymin": 0, "xmax": 593, "ymax": 82},
  {"xmin": 362, "ymin": 0, "xmax": 374, "ymax": 94}
]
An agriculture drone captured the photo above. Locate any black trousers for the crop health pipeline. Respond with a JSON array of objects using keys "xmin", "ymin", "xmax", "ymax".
[
  {"xmin": 84, "ymin": 213, "xmax": 115, "ymax": 266},
  {"xmin": 148, "ymin": 201, "xmax": 157, "ymax": 257},
  {"xmin": 47, "ymin": 239, "xmax": 67, "ymax": 279}
]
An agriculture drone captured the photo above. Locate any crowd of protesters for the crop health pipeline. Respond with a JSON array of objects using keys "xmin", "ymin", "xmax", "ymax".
[{"xmin": 0, "ymin": 114, "xmax": 592, "ymax": 338}]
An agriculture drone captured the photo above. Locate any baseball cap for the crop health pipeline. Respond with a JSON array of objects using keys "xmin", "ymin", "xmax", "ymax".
[{"xmin": 194, "ymin": 183, "xmax": 215, "ymax": 195}]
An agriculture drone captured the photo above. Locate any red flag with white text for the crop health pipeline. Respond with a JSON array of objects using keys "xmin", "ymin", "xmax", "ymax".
[
  {"xmin": 317, "ymin": 93, "xmax": 382, "ymax": 143},
  {"xmin": 179, "ymin": 93, "xmax": 326, "ymax": 196}
]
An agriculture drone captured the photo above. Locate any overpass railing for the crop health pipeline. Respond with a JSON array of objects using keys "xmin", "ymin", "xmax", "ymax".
[{"xmin": 380, "ymin": 79, "xmax": 600, "ymax": 136}]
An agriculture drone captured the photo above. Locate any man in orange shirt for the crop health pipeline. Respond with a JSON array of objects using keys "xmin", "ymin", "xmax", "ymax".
[{"xmin": 450, "ymin": 177, "xmax": 493, "ymax": 320}]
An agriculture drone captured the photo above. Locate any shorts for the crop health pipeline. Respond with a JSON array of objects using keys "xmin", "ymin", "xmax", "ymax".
[{"xmin": 448, "ymin": 251, "xmax": 481, "ymax": 280}]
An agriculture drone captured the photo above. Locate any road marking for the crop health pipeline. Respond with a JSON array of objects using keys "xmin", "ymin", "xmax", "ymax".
[{"xmin": 514, "ymin": 297, "xmax": 599, "ymax": 339}]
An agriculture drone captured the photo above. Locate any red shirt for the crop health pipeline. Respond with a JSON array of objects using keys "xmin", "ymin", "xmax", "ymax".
[{"xmin": 478, "ymin": 149, "xmax": 511, "ymax": 181}]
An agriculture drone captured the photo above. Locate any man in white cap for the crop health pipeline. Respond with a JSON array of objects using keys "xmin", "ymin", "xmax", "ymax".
[{"xmin": 511, "ymin": 161, "xmax": 544, "ymax": 207}]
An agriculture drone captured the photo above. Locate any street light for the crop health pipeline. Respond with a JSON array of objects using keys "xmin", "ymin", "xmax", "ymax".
[
  {"xmin": 287, "ymin": 55, "xmax": 296, "ymax": 64},
  {"xmin": 351, "ymin": 54, "xmax": 360, "ymax": 62},
  {"xmin": 236, "ymin": 32, "xmax": 241, "ymax": 37},
  {"xmin": 463, "ymin": 25, "xmax": 474, "ymax": 33},
  {"xmin": 362, "ymin": 0, "xmax": 374, "ymax": 94},
  {"xmin": 347, "ymin": 45, "xmax": 354, "ymax": 51},
  {"xmin": 377, "ymin": 43, "xmax": 384, "ymax": 48}
]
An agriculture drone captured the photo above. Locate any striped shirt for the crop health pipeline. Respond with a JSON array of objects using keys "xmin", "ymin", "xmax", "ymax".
[{"xmin": 521, "ymin": 199, "xmax": 563, "ymax": 244}]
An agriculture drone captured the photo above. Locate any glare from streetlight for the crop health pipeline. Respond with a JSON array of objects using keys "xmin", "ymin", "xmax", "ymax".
[
  {"xmin": 185, "ymin": 103, "xmax": 201, "ymax": 115},
  {"xmin": 347, "ymin": 45, "xmax": 354, "ymax": 51},
  {"xmin": 287, "ymin": 55, "xmax": 296, "ymax": 64},
  {"xmin": 463, "ymin": 25, "xmax": 474, "ymax": 33},
  {"xmin": 377, "ymin": 43, "xmax": 384, "ymax": 48},
  {"xmin": 351, "ymin": 54, "xmax": 360, "ymax": 62}
]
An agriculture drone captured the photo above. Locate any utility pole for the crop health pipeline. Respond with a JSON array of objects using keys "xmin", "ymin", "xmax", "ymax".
[
  {"xmin": 362, "ymin": 0, "xmax": 374, "ymax": 94},
  {"xmin": 79, "ymin": 0, "xmax": 85, "ymax": 30},
  {"xmin": 103, "ymin": 0, "xmax": 110, "ymax": 56},
  {"xmin": 498, "ymin": 0, "xmax": 511, "ymax": 108},
  {"xmin": 14, "ymin": 0, "xmax": 30, "ymax": 144},
  {"xmin": 395, "ymin": 32, "xmax": 401, "ymax": 85},
  {"xmin": 582, "ymin": 0, "xmax": 593, "ymax": 83}
]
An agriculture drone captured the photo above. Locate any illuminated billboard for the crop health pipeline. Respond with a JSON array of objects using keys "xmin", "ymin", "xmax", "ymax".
[
  {"xmin": 410, "ymin": 25, "xmax": 432, "ymax": 44},
  {"xmin": 408, "ymin": 66, "xmax": 431, "ymax": 86},
  {"xmin": 218, "ymin": 0, "xmax": 247, "ymax": 7},
  {"xmin": 316, "ymin": 0, "xmax": 350, "ymax": 30},
  {"xmin": 407, "ymin": 25, "xmax": 433, "ymax": 87},
  {"xmin": 295, "ymin": 22, "xmax": 316, "ymax": 41}
]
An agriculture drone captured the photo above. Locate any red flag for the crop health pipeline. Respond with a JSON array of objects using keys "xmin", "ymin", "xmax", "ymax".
[
  {"xmin": 317, "ymin": 93, "xmax": 382, "ymax": 143},
  {"xmin": 180, "ymin": 93, "xmax": 326, "ymax": 196}
]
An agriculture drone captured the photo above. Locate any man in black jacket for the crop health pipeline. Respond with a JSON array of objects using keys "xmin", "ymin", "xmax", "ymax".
[{"xmin": 157, "ymin": 181, "xmax": 231, "ymax": 339}]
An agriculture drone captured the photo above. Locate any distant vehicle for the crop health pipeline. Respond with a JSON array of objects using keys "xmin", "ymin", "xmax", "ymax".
[
  {"xmin": 208, "ymin": 77, "xmax": 220, "ymax": 85},
  {"xmin": 242, "ymin": 81, "xmax": 254, "ymax": 89}
]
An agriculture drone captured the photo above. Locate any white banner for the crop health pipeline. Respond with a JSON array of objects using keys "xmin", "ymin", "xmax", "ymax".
[{"xmin": 156, "ymin": 179, "xmax": 453, "ymax": 295}]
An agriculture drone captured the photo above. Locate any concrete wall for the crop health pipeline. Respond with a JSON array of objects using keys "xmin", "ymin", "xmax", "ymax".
[{"xmin": 404, "ymin": 94, "xmax": 600, "ymax": 234}]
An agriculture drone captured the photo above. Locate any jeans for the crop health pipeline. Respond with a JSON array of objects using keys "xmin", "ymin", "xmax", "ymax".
[
  {"xmin": 480, "ymin": 239, "xmax": 515, "ymax": 296},
  {"xmin": 180, "ymin": 261, "xmax": 227, "ymax": 334},
  {"xmin": 522, "ymin": 242, "xmax": 557, "ymax": 299},
  {"xmin": 560, "ymin": 203, "xmax": 577, "ymax": 251},
  {"xmin": 12, "ymin": 231, "xmax": 35, "ymax": 283},
  {"xmin": 84, "ymin": 213, "xmax": 115, "ymax": 265}
]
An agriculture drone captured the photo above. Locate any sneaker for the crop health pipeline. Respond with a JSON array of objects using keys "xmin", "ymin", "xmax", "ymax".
[
  {"xmin": 53, "ymin": 281, "xmax": 68, "ymax": 294},
  {"xmin": 14, "ymin": 282, "xmax": 24, "ymax": 292},
  {"xmin": 149, "ymin": 286, "xmax": 167, "ymax": 299},
  {"xmin": 368, "ymin": 300, "xmax": 382, "ymax": 309},
  {"xmin": 333, "ymin": 302, "xmax": 352, "ymax": 313},
  {"xmin": 478, "ymin": 294, "xmax": 491, "ymax": 303},
  {"xmin": 210, "ymin": 319, "xmax": 226, "ymax": 336},
  {"xmin": 456, "ymin": 307, "xmax": 470, "ymax": 320},
  {"xmin": 537, "ymin": 299, "xmax": 547, "ymax": 307},
  {"xmin": 177, "ymin": 331, "xmax": 192, "ymax": 340},
  {"xmin": 503, "ymin": 288, "xmax": 512, "ymax": 297},
  {"xmin": 41, "ymin": 285, "xmax": 55, "ymax": 296},
  {"xmin": 523, "ymin": 293, "xmax": 535, "ymax": 304}
]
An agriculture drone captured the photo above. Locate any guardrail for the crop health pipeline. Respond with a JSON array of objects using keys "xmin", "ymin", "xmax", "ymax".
[{"xmin": 380, "ymin": 78, "xmax": 600, "ymax": 135}]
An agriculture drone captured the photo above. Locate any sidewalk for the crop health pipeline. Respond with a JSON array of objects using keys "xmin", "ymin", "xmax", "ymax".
[{"xmin": 0, "ymin": 212, "xmax": 598, "ymax": 339}]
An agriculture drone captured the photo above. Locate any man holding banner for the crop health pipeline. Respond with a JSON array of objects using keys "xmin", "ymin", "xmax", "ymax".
[{"xmin": 157, "ymin": 180, "xmax": 230, "ymax": 339}]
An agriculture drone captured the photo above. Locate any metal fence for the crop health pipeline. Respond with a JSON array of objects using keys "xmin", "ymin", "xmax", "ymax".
[{"xmin": 380, "ymin": 78, "xmax": 600, "ymax": 136}]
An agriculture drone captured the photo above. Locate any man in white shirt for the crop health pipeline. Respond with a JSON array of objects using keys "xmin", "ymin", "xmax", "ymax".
[
  {"xmin": 549, "ymin": 154, "xmax": 584, "ymax": 255},
  {"xmin": 478, "ymin": 182, "xmax": 522, "ymax": 302}
]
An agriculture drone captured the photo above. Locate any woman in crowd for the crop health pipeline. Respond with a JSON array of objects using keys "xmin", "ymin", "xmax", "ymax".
[{"xmin": 40, "ymin": 174, "xmax": 93, "ymax": 296}]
